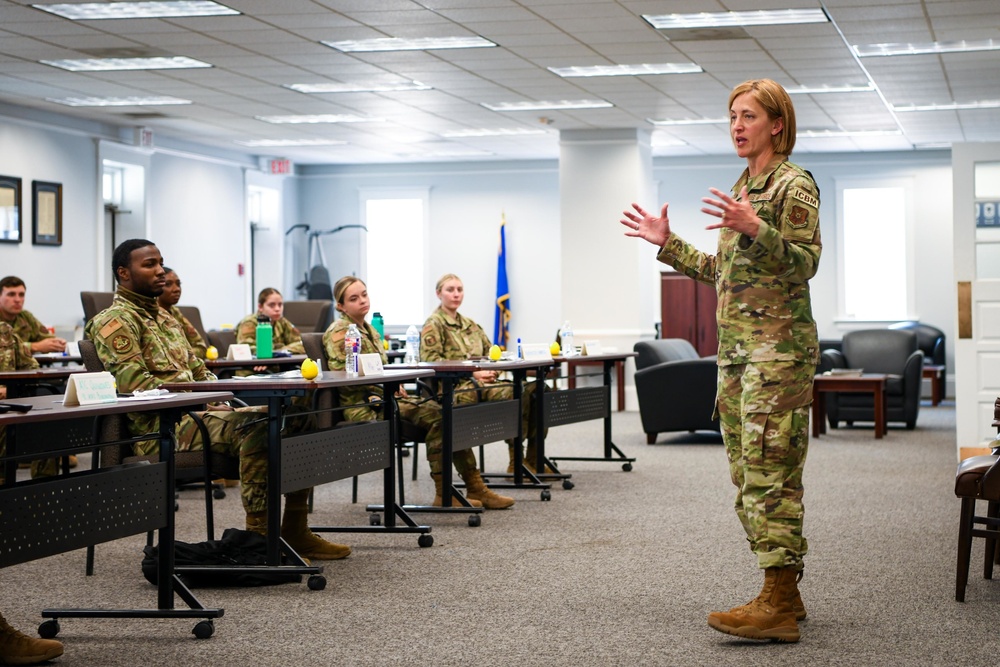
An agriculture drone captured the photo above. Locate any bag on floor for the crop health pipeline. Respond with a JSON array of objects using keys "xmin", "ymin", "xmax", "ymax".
[{"xmin": 141, "ymin": 527, "xmax": 302, "ymax": 587}]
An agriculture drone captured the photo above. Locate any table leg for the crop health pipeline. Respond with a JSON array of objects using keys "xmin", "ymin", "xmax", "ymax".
[
  {"xmin": 874, "ymin": 386, "xmax": 885, "ymax": 439},
  {"xmin": 615, "ymin": 360, "xmax": 625, "ymax": 412},
  {"xmin": 811, "ymin": 390, "xmax": 823, "ymax": 438}
]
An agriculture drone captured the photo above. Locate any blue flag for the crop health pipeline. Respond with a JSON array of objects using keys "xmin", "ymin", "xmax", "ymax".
[{"xmin": 493, "ymin": 217, "xmax": 511, "ymax": 349}]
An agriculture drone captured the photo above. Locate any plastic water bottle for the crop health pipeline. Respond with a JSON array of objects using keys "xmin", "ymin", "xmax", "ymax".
[
  {"xmin": 371, "ymin": 312, "xmax": 384, "ymax": 340},
  {"xmin": 255, "ymin": 315, "xmax": 273, "ymax": 359},
  {"xmin": 405, "ymin": 324, "xmax": 420, "ymax": 364},
  {"xmin": 345, "ymin": 323, "xmax": 361, "ymax": 377},
  {"xmin": 560, "ymin": 320, "xmax": 575, "ymax": 357}
]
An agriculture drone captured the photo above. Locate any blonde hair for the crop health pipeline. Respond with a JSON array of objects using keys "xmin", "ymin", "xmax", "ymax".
[
  {"xmin": 257, "ymin": 287, "xmax": 281, "ymax": 307},
  {"xmin": 728, "ymin": 79, "xmax": 797, "ymax": 156},
  {"xmin": 333, "ymin": 276, "xmax": 366, "ymax": 305},
  {"xmin": 435, "ymin": 273, "xmax": 462, "ymax": 294}
]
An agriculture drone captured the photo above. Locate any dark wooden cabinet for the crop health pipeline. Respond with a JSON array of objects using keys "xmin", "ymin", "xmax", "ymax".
[{"xmin": 660, "ymin": 272, "xmax": 718, "ymax": 357}]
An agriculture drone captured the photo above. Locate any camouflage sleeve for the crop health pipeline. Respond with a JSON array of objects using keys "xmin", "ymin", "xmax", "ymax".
[
  {"xmin": 420, "ymin": 315, "xmax": 445, "ymax": 361},
  {"xmin": 656, "ymin": 231, "xmax": 717, "ymax": 286},
  {"xmin": 0, "ymin": 324, "xmax": 40, "ymax": 371},
  {"xmin": 177, "ymin": 311, "xmax": 208, "ymax": 359},
  {"xmin": 235, "ymin": 315, "xmax": 258, "ymax": 352},
  {"xmin": 276, "ymin": 319, "xmax": 304, "ymax": 354},
  {"xmin": 742, "ymin": 175, "xmax": 821, "ymax": 283},
  {"xmin": 14, "ymin": 311, "xmax": 53, "ymax": 356},
  {"xmin": 91, "ymin": 313, "xmax": 161, "ymax": 393},
  {"xmin": 323, "ymin": 321, "xmax": 347, "ymax": 371},
  {"xmin": 474, "ymin": 323, "xmax": 492, "ymax": 352}
]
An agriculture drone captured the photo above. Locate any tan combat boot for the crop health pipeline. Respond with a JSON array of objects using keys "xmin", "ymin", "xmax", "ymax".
[
  {"xmin": 0, "ymin": 613, "xmax": 64, "ymax": 665},
  {"xmin": 707, "ymin": 566, "xmax": 800, "ymax": 643},
  {"xmin": 431, "ymin": 472, "xmax": 482, "ymax": 508},
  {"xmin": 245, "ymin": 510, "xmax": 267, "ymax": 536},
  {"xmin": 524, "ymin": 439, "xmax": 556, "ymax": 475},
  {"xmin": 727, "ymin": 568, "xmax": 806, "ymax": 621},
  {"xmin": 505, "ymin": 442, "xmax": 524, "ymax": 475},
  {"xmin": 280, "ymin": 490, "xmax": 351, "ymax": 560},
  {"xmin": 462, "ymin": 469, "xmax": 515, "ymax": 509}
]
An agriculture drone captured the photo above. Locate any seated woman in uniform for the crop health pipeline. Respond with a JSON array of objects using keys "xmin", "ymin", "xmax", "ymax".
[
  {"xmin": 236, "ymin": 287, "xmax": 305, "ymax": 356},
  {"xmin": 157, "ymin": 267, "xmax": 207, "ymax": 358},
  {"xmin": 421, "ymin": 273, "xmax": 547, "ymax": 476},
  {"xmin": 323, "ymin": 276, "xmax": 512, "ymax": 509}
]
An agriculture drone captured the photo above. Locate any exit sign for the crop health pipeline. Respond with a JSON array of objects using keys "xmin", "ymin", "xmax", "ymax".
[{"xmin": 268, "ymin": 158, "xmax": 292, "ymax": 175}]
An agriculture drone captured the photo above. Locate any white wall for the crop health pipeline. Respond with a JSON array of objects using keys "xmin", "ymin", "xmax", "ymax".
[{"xmin": 297, "ymin": 161, "xmax": 561, "ymax": 344}]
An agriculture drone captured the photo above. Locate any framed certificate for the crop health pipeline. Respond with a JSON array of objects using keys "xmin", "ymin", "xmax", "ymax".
[
  {"xmin": 0, "ymin": 175, "xmax": 22, "ymax": 244},
  {"xmin": 32, "ymin": 180, "xmax": 62, "ymax": 246}
]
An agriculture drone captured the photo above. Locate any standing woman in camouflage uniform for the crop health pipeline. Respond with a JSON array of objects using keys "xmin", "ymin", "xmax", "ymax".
[
  {"xmin": 235, "ymin": 288, "xmax": 305, "ymax": 356},
  {"xmin": 621, "ymin": 79, "xmax": 821, "ymax": 644},
  {"xmin": 422, "ymin": 274, "xmax": 546, "ymax": 479},
  {"xmin": 324, "ymin": 276, "xmax": 510, "ymax": 509}
]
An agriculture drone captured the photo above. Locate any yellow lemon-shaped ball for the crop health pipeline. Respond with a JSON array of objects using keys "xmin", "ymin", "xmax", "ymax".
[
  {"xmin": 383, "ymin": 339, "xmax": 389, "ymax": 350},
  {"xmin": 488, "ymin": 344, "xmax": 502, "ymax": 361},
  {"xmin": 549, "ymin": 341, "xmax": 561, "ymax": 356},
  {"xmin": 205, "ymin": 345, "xmax": 219, "ymax": 360},
  {"xmin": 300, "ymin": 357, "xmax": 319, "ymax": 380}
]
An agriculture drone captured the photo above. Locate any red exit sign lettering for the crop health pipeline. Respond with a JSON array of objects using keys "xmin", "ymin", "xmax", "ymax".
[{"xmin": 268, "ymin": 158, "xmax": 292, "ymax": 174}]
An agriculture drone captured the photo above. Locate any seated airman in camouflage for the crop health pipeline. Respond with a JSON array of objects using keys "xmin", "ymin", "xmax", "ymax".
[{"xmin": 86, "ymin": 238, "xmax": 350, "ymax": 561}]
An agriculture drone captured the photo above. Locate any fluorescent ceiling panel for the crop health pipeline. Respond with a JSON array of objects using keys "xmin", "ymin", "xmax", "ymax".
[
  {"xmin": 41, "ymin": 56, "xmax": 212, "ymax": 71},
  {"xmin": 441, "ymin": 128, "xmax": 547, "ymax": 137},
  {"xmin": 893, "ymin": 100, "xmax": 1000, "ymax": 112},
  {"xmin": 32, "ymin": 1, "xmax": 238, "ymax": 19},
  {"xmin": 643, "ymin": 9, "xmax": 828, "ymax": 29},
  {"xmin": 482, "ymin": 100, "xmax": 612, "ymax": 111},
  {"xmin": 798, "ymin": 129, "xmax": 902, "ymax": 138},
  {"xmin": 854, "ymin": 39, "xmax": 1000, "ymax": 57},
  {"xmin": 647, "ymin": 117, "xmax": 728, "ymax": 126},
  {"xmin": 47, "ymin": 95, "xmax": 192, "ymax": 106},
  {"xmin": 548, "ymin": 63, "xmax": 702, "ymax": 78},
  {"xmin": 285, "ymin": 81, "xmax": 432, "ymax": 93},
  {"xmin": 255, "ymin": 114, "xmax": 382, "ymax": 124},
  {"xmin": 322, "ymin": 37, "xmax": 496, "ymax": 53},
  {"xmin": 787, "ymin": 84, "xmax": 874, "ymax": 94},
  {"xmin": 235, "ymin": 139, "xmax": 347, "ymax": 147}
]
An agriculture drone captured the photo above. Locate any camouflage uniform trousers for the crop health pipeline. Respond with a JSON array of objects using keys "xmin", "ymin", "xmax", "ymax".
[
  {"xmin": 716, "ymin": 361, "xmax": 813, "ymax": 570},
  {"xmin": 452, "ymin": 378, "xmax": 546, "ymax": 447},
  {"xmin": 343, "ymin": 397, "xmax": 474, "ymax": 475}
]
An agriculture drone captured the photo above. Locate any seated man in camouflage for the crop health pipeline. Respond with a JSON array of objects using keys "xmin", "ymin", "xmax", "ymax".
[
  {"xmin": 0, "ymin": 323, "xmax": 57, "ymax": 482},
  {"xmin": 87, "ymin": 238, "xmax": 349, "ymax": 560},
  {"xmin": 0, "ymin": 276, "xmax": 67, "ymax": 355}
]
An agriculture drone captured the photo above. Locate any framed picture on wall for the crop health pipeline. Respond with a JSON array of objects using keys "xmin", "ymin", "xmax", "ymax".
[
  {"xmin": 32, "ymin": 180, "xmax": 62, "ymax": 246},
  {"xmin": 0, "ymin": 175, "xmax": 22, "ymax": 244}
]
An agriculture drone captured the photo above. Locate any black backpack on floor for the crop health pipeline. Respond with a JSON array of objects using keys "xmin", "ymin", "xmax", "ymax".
[{"xmin": 141, "ymin": 528, "xmax": 302, "ymax": 587}]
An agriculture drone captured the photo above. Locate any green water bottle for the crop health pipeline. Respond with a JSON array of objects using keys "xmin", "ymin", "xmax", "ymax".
[
  {"xmin": 255, "ymin": 314, "xmax": 273, "ymax": 359},
  {"xmin": 371, "ymin": 312, "xmax": 384, "ymax": 340}
]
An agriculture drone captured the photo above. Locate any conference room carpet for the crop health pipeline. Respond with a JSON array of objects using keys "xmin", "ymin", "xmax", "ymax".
[{"xmin": 2, "ymin": 401, "xmax": 991, "ymax": 666}]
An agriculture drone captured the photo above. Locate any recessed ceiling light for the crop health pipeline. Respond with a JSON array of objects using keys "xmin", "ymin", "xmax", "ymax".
[
  {"xmin": 854, "ymin": 39, "xmax": 1000, "ymax": 57},
  {"xmin": 322, "ymin": 36, "xmax": 496, "ymax": 53},
  {"xmin": 47, "ymin": 95, "xmax": 191, "ymax": 106},
  {"xmin": 40, "ymin": 56, "xmax": 211, "ymax": 71},
  {"xmin": 798, "ymin": 129, "xmax": 902, "ymax": 138},
  {"xmin": 548, "ymin": 63, "xmax": 702, "ymax": 77},
  {"xmin": 643, "ymin": 9, "xmax": 828, "ymax": 30},
  {"xmin": 441, "ymin": 128, "xmax": 548, "ymax": 138},
  {"xmin": 285, "ymin": 81, "xmax": 432, "ymax": 94},
  {"xmin": 893, "ymin": 100, "xmax": 1000, "ymax": 112},
  {"xmin": 397, "ymin": 148, "xmax": 494, "ymax": 159},
  {"xmin": 651, "ymin": 133, "xmax": 687, "ymax": 147},
  {"xmin": 32, "ymin": 1, "xmax": 238, "ymax": 19},
  {"xmin": 787, "ymin": 84, "xmax": 875, "ymax": 94},
  {"xmin": 647, "ymin": 117, "xmax": 728, "ymax": 126},
  {"xmin": 235, "ymin": 138, "xmax": 347, "ymax": 147},
  {"xmin": 481, "ymin": 100, "xmax": 613, "ymax": 112},
  {"xmin": 255, "ymin": 114, "xmax": 382, "ymax": 124}
]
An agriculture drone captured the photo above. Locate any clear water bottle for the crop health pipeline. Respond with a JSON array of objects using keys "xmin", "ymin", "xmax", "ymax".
[
  {"xmin": 255, "ymin": 314, "xmax": 273, "ymax": 359},
  {"xmin": 371, "ymin": 312, "xmax": 384, "ymax": 340},
  {"xmin": 345, "ymin": 323, "xmax": 361, "ymax": 377},
  {"xmin": 405, "ymin": 324, "xmax": 420, "ymax": 364},
  {"xmin": 560, "ymin": 320, "xmax": 575, "ymax": 357}
]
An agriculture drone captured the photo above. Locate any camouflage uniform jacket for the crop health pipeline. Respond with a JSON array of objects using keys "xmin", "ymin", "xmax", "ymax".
[
  {"xmin": 0, "ymin": 309, "xmax": 54, "ymax": 357},
  {"xmin": 86, "ymin": 287, "xmax": 216, "ymax": 438},
  {"xmin": 167, "ymin": 305, "xmax": 207, "ymax": 359},
  {"xmin": 657, "ymin": 156, "xmax": 821, "ymax": 366},
  {"xmin": 0, "ymin": 322, "xmax": 40, "ymax": 372},
  {"xmin": 324, "ymin": 313, "xmax": 386, "ymax": 407},
  {"xmin": 420, "ymin": 307, "xmax": 492, "ymax": 361},
  {"xmin": 236, "ymin": 314, "xmax": 305, "ymax": 355}
]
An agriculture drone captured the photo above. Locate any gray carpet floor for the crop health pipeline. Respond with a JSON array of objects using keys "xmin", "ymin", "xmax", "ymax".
[{"xmin": 3, "ymin": 402, "xmax": 996, "ymax": 666}]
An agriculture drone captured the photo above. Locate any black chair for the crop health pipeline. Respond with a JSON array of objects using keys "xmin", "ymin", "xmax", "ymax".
[
  {"xmin": 79, "ymin": 340, "xmax": 238, "ymax": 541},
  {"xmin": 80, "ymin": 291, "xmax": 115, "ymax": 325},
  {"xmin": 820, "ymin": 329, "xmax": 923, "ymax": 430},
  {"xmin": 206, "ymin": 330, "xmax": 237, "ymax": 358},
  {"xmin": 177, "ymin": 305, "xmax": 209, "ymax": 343},
  {"xmin": 888, "ymin": 321, "xmax": 945, "ymax": 366},
  {"xmin": 283, "ymin": 300, "xmax": 332, "ymax": 333},
  {"xmin": 632, "ymin": 339, "xmax": 719, "ymax": 443}
]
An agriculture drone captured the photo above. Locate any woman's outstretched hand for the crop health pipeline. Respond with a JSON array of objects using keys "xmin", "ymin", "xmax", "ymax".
[
  {"xmin": 702, "ymin": 186, "xmax": 760, "ymax": 238},
  {"xmin": 621, "ymin": 202, "xmax": 671, "ymax": 247}
]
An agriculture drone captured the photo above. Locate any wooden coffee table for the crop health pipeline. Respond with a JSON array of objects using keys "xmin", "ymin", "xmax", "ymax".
[
  {"xmin": 922, "ymin": 364, "xmax": 945, "ymax": 406},
  {"xmin": 812, "ymin": 373, "xmax": 888, "ymax": 439}
]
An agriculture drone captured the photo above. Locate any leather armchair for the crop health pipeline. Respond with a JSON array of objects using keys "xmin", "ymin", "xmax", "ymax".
[
  {"xmin": 888, "ymin": 321, "xmax": 945, "ymax": 366},
  {"xmin": 820, "ymin": 329, "xmax": 924, "ymax": 430},
  {"xmin": 633, "ymin": 339, "xmax": 719, "ymax": 444}
]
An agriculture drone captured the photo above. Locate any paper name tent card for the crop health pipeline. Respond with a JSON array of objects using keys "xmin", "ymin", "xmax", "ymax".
[
  {"xmin": 227, "ymin": 343, "xmax": 253, "ymax": 360},
  {"xmin": 64, "ymin": 371, "xmax": 117, "ymax": 406},
  {"xmin": 359, "ymin": 353, "xmax": 384, "ymax": 376},
  {"xmin": 581, "ymin": 340, "xmax": 603, "ymax": 356},
  {"xmin": 519, "ymin": 343, "xmax": 553, "ymax": 361}
]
